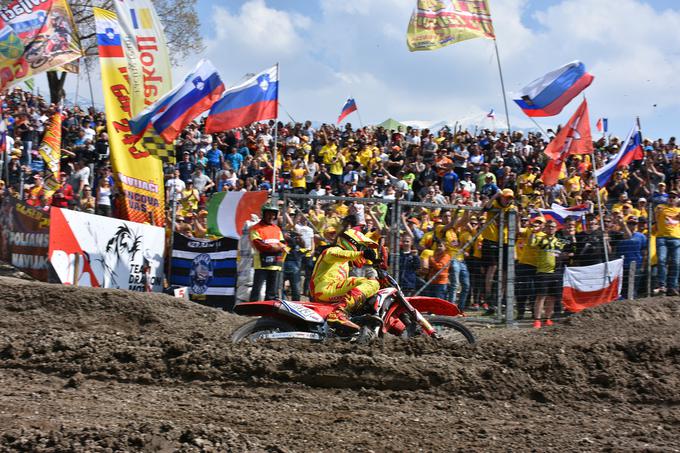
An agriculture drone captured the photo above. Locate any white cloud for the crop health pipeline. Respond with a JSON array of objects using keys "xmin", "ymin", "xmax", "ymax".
[{"xmin": 207, "ymin": 0, "xmax": 309, "ymax": 56}]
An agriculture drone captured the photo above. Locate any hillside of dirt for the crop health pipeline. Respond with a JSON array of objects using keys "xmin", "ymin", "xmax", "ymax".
[{"xmin": 0, "ymin": 275, "xmax": 679, "ymax": 452}]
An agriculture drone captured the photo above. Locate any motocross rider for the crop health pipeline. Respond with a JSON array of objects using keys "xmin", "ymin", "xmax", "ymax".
[{"xmin": 310, "ymin": 228, "xmax": 380, "ymax": 333}]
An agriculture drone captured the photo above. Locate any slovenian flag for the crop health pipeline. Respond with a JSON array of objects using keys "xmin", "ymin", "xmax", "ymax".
[
  {"xmin": 337, "ymin": 98, "xmax": 357, "ymax": 124},
  {"xmin": 514, "ymin": 61, "xmax": 594, "ymax": 117},
  {"xmin": 595, "ymin": 122, "xmax": 644, "ymax": 187},
  {"xmin": 95, "ymin": 15, "xmax": 125, "ymax": 58},
  {"xmin": 207, "ymin": 191, "xmax": 269, "ymax": 239},
  {"xmin": 129, "ymin": 59, "xmax": 225, "ymax": 143},
  {"xmin": 562, "ymin": 259, "xmax": 623, "ymax": 313},
  {"xmin": 535, "ymin": 203, "xmax": 590, "ymax": 228},
  {"xmin": 205, "ymin": 65, "xmax": 279, "ymax": 133}
]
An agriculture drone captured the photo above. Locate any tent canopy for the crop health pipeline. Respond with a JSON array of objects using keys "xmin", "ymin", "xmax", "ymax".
[{"xmin": 376, "ymin": 118, "xmax": 407, "ymax": 131}]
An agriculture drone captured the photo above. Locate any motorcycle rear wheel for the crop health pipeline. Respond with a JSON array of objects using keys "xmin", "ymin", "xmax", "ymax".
[
  {"xmin": 231, "ymin": 318, "xmax": 296, "ymax": 343},
  {"xmin": 424, "ymin": 315, "xmax": 476, "ymax": 344}
]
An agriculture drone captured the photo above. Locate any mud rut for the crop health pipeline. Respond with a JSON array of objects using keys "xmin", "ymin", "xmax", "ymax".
[{"xmin": 0, "ymin": 275, "xmax": 678, "ymax": 452}]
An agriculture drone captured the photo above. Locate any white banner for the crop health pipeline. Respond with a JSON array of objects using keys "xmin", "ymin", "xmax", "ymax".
[
  {"xmin": 48, "ymin": 208, "xmax": 165, "ymax": 291},
  {"xmin": 113, "ymin": 0, "xmax": 173, "ymax": 115}
]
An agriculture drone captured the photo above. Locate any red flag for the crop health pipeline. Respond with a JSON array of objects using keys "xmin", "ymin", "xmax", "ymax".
[
  {"xmin": 541, "ymin": 99, "xmax": 594, "ymax": 186},
  {"xmin": 544, "ymin": 99, "xmax": 594, "ymax": 159},
  {"xmin": 541, "ymin": 157, "xmax": 564, "ymax": 186},
  {"xmin": 596, "ymin": 118, "xmax": 603, "ymax": 133}
]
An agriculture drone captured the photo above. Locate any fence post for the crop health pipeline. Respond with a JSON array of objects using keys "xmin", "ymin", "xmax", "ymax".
[
  {"xmin": 646, "ymin": 195, "xmax": 653, "ymax": 297},
  {"xmin": 628, "ymin": 260, "xmax": 637, "ymax": 300},
  {"xmin": 496, "ymin": 210, "xmax": 504, "ymax": 323},
  {"xmin": 505, "ymin": 210, "xmax": 516, "ymax": 326},
  {"xmin": 278, "ymin": 193, "xmax": 289, "ymax": 299},
  {"xmin": 392, "ymin": 199, "xmax": 401, "ymax": 279}
]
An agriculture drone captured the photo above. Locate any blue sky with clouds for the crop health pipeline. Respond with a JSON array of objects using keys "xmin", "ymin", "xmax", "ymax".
[{"xmin": 56, "ymin": 0, "xmax": 680, "ymax": 139}]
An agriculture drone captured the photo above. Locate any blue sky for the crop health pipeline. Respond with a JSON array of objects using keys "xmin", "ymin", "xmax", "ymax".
[{"xmin": 56, "ymin": 0, "xmax": 680, "ymax": 139}]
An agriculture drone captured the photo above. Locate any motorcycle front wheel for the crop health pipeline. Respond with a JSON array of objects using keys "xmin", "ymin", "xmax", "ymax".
[
  {"xmin": 230, "ymin": 318, "xmax": 296, "ymax": 343},
  {"xmin": 425, "ymin": 315, "xmax": 476, "ymax": 344}
]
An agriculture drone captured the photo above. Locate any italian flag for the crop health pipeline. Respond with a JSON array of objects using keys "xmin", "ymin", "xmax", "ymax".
[
  {"xmin": 562, "ymin": 259, "xmax": 623, "ymax": 313},
  {"xmin": 207, "ymin": 191, "xmax": 268, "ymax": 239}
]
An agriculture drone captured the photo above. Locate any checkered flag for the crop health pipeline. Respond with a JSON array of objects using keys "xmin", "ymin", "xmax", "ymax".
[{"xmin": 142, "ymin": 134, "xmax": 176, "ymax": 164}]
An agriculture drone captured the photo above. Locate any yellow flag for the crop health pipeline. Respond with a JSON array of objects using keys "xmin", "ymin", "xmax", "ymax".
[
  {"xmin": 406, "ymin": 0, "xmax": 495, "ymax": 52},
  {"xmin": 38, "ymin": 111, "xmax": 62, "ymax": 197},
  {"xmin": 94, "ymin": 8, "xmax": 165, "ymax": 226}
]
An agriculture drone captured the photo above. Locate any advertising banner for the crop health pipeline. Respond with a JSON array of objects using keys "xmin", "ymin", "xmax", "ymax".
[
  {"xmin": 114, "ymin": 0, "xmax": 175, "ymax": 164},
  {"xmin": 170, "ymin": 232, "xmax": 238, "ymax": 311},
  {"xmin": 0, "ymin": 0, "xmax": 82, "ymax": 91},
  {"xmin": 0, "ymin": 197, "xmax": 49, "ymax": 281},
  {"xmin": 93, "ymin": 7, "xmax": 166, "ymax": 226},
  {"xmin": 406, "ymin": 0, "xmax": 495, "ymax": 52},
  {"xmin": 48, "ymin": 207, "xmax": 165, "ymax": 291}
]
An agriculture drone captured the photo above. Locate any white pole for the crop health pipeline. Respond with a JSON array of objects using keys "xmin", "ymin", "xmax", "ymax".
[{"xmin": 271, "ymin": 63, "xmax": 280, "ymax": 200}]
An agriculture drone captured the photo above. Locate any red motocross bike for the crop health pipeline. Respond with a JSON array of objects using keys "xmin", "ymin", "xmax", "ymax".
[{"xmin": 231, "ymin": 259, "xmax": 475, "ymax": 344}]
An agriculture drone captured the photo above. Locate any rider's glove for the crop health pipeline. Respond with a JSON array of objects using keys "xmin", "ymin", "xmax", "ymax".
[{"xmin": 362, "ymin": 247, "xmax": 377, "ymax": 262}]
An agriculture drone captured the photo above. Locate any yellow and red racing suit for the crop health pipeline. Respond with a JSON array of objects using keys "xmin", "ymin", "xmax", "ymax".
[{"xmin": 310, "ymin": 246, "xmax": 380, "ymax": 310}]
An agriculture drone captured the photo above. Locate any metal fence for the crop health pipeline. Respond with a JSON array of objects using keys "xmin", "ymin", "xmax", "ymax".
[{"xmin": 276, "ymin": 192, "xmax": 674, "ymax": 326}]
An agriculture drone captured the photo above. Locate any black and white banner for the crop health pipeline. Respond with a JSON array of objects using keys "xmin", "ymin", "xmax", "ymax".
[{"xmin": 170, "ymin": 232, "xmax": 239, "ymax": 310}]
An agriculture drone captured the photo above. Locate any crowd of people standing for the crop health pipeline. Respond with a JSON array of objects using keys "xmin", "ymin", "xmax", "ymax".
[{"xmin": 1, "ymin": 87, "xmax": 678, "ymax": 318}]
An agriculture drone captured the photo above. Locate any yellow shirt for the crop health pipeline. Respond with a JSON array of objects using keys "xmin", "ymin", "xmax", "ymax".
[
  {"xmin": 532, "ymin": 234, "xmax": 566, "ymax": 274},
  {"xmin": 481, "ymin": 200, "xmax": 517, "ymax": 244},
  {"xmin": 655, "ymin": 206, "xmax": 680, "ymax": 238},
  {"xmin": 517, "ymin": 229, "xmax": 543, "ymax": 267},
  {"xmin": 329, "ymin": 153, "xmax": 345, "ymax": 175},
  {"xmin": 291, "ymin": 168, "xmax": 306, "ymax": 189},
  {"xmin": 319, "ymin": 144, "xmax": 338, "ymax": 164},
  {"xmin": 334, "ymin": 202, "xmax": 349, "ymax": 218},
  {"xmin": 564, "ymin": 175, "xmax": 582, "ymax": 194},
  {"xmin": 517, "ymin": 173, "xmax": 536, "ymax": 195}
]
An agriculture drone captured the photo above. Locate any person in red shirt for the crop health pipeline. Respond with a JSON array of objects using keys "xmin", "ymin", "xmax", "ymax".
[
  {"xmin": 249, "ymin": 202, "xmax": 287, "ymax": 301},
  {"xmin": 50, "ymin": 172, "xmax": 74, "ymax": 208}
]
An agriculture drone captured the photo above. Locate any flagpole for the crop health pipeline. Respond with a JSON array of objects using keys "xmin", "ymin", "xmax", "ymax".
[
  {"xmin": 590, "ymin": 137, "xmax": 611, "ymax": 283},
  {"xmin": 351, "ymin": 95, "xmax": 364, "ymax": 129},
  {"xmin": 271, "ymin": 62, "xmax": 280, "ymax": 200},
  {"xmin": 74, "ymin": 59, "xmax": 81, "ymax": 108},
  {"xmin": 528, "ymin": 117, "xmax": 549, "ymax": 137},
  {"xmin": 85, "ymin": 58, "xmax": 96, "ymax": 114},
  {"xmin": 492, "ymin": 39, "xmax": 511, "ymax": 134}
]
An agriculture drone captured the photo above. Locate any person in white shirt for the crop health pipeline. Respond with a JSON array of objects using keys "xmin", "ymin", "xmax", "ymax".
[{"xmin": 166, "ymin": 169, "xmax": 186, "ymax": 203}]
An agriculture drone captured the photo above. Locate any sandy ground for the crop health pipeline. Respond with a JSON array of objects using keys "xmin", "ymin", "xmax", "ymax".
[{"xmin": 0, "ymin": 275, "xmax": 679, "ymax": 452}]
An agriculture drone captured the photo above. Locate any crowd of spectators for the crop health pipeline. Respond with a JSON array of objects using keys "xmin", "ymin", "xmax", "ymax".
[{"xmin": 1, "ymin": 86, "xmax": 679, "ymax": 313}]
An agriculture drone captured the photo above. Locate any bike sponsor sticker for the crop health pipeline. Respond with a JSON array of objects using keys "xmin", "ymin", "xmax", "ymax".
[{"xmin": 280, "ymin": 300, "xmax": 325, "ymax": 324}]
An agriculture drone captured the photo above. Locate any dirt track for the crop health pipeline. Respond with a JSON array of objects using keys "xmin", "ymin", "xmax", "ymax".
[{"xmin": 0, "ymin": 275, "xmax": 679, "ymax": 452}]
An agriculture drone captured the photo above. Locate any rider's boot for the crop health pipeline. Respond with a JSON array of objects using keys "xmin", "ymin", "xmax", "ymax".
[{"xmin": 327, "ymin": 288, "xmax": 364, "ymax": 334}]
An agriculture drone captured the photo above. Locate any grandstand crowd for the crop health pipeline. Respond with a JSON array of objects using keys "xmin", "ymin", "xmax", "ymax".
[{"xmin": 1, "ymin": 87, "xmax": 679, "ymax": 317}]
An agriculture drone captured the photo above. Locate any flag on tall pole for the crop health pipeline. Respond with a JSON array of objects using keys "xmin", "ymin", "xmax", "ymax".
[
  {"xmin": 541, "ymin": 99, "xmax": 594, "ymax": 186},
  {"xmin": 514, "ymin": 61, "xmax": 594, "ymax": 117},
  {"xmin": 38, "ymin": 110, "xmax": 62, "ymax": 197},
  {"xmin": 406, "ymin": 0, "xmax": 495, "ymax": 51},
  {"xmin": 205, "ymin": 65, "xmax": 279, "ymax": 133},
  {"xmin": 94, "ymin": 7, "xmax": 166, "ymax": 226},
  {"xmin": 595, "ymin": 121, "xmax": 644, "ymax": 187},
  {"xmin": 337, "ymin": 98, "xmax": 357, "ymax": 124}
]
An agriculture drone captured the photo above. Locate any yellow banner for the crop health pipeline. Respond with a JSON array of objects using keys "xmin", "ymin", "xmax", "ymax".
[
  {"xmin": 0, "ymin": 0, "xmax": 82, "ymax": 90},
  {"xmin": 406, "ymin": 0, "xmax": 495, "ymax": 52},
  {"xmin": 38, "ymin": 111, "xmax": 61, "ymax": 174},
  {"xmin": 94, "ymin": 8, "xmax": 165, "ymax": 226}
]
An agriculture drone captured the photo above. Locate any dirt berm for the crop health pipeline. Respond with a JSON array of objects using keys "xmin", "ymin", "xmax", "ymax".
[{"xmin": 0, "ymin": 276, "xmax": 679, "ymax": 452}]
